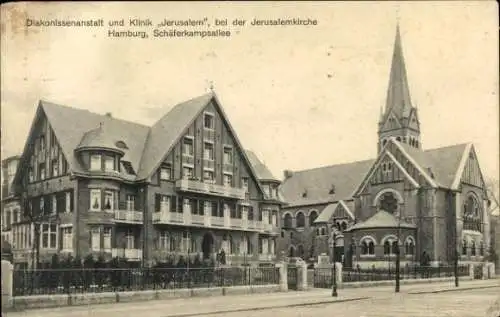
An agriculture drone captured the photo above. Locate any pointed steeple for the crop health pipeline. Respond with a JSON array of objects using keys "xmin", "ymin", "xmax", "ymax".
[{"xmin": 384, "ymin": 23, "xmax": 413, "ymax": 119}]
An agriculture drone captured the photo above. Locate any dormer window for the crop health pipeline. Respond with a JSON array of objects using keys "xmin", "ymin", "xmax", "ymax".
[
  {"xmin": 104, "ymin": 155, "xmax": 115, "ymax": 171},
  {"xmin": 115, "ymin": 141, "xmax": 128, "ymax": 150},
  {"xmin": 122, "ymin": 161, "xmax": 135, "ymax": 175},
  {"xmin": 204, "ymin": 113, "xmax": 214, "ymax": 129},
  {"xmin": 160, "ymin": 164, "xmax": 172, "ymax": 180},
  {"xmin": 329, "ymin": 185, "xmax": 336, "ymax": 195},
  {"xmin": 302, "ymin": 190, "xmax": 308, "ymax": 198},
  {"xmin": 90, "ymin": 154, "xmax": 101, "ymax": 171}
]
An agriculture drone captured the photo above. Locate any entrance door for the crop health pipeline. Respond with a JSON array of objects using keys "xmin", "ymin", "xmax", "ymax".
[{"xmin": 202, "ymin": 233, "xmax": 214, "ymax": 259}]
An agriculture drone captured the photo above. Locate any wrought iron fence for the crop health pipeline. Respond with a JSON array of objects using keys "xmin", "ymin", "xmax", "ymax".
[
  {"xmin": 312, "ymin": 264, "xmax": 470, "ymax": 288},
  {"xmin": 13, "ymin": 266, "xmax": 280, "ymax": 296}
]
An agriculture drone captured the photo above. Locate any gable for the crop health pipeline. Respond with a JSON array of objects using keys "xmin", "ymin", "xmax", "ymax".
[
  {"xmin": 407, "ymin": 108, "xmax": 420, "ymax": 131},
  {"xmin": 151, "ymin": 94, "xmax": 266, "ymax": 198},
  {"xmin": 381, "ymin": 110, "xmax": 402, "ymax": 132},
  {"xmin": 457, "ymin": 146, "xmax": 487, "ymax": 191},
  {"xmin": 14, "ymin": 105, "xmax": 70, "ymax": 188},
  {"xmin": 334, "ymin": 201, "xmax": 355, "ymax": 220},
  {"xmin": 353, "ymin": 146, "xmax": 420, "ymax": 197}
]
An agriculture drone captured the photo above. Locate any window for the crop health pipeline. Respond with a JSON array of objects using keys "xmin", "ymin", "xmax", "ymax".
[
  {"xmin": 183, "ymin": 138, "xmax": 194, "ymax": 156},
  {"xmin": 223, "ymin": 147, "xmax": 233, "ymax": 164},
  {"xmin": 181, "ymin": 231, "xmax": 191, "ymax": 252},
  {"xmin": 65, "ymin": 192, "xmax": 72, "ymax": 213},
  {"xmin": 246, "ymin": 206, "xmax": 253, "ymax": 220},
  {"xmin": 157, "ymin": 195, "xmax": 170, "ymax": 213},
  {"xmin": 103, "ymin": 227, "xmax": 111, "ymax": 250},
  {"xmin": 104, "ymin": 191, "xmax": 114, "ymax": 210},
  {"xmin": 158, "ymin": 231, "xmax": 169, "ymax": 249},
  {"xmin": 204, "ymin": 169, "xmax": 214, "ymax": 183},
  {"xmin": 51, "ymin": 195, "xmax": 57, "ymax": 215},
  {"xmin": 126, "ymin": 229, "xmax": 134, "ymax": 249},
  {"xmin": 204, "ymin": 142, "xmax": 214, "ymax": 160},
  {"xmin": 122, "ymin": 161, "xmax": 135, "ymax": 175},
  {"xmin": 361, "ymin": 238, "xmax": 375, "ymax": 255},
  {"xmin": 463, "ymin": 194, "xmax": 482, "ymax": 232},
  {"xmin": 126, "ymin": 195, "xmax": 136, "ymax": 211},
  {"xmin": 160, "ymin": 165, "xmax": 171, "ymax": 180},
  {"xmin": 284, "ymin": 214, "xmax": 292, "ymax": 228},
  {"xmin": 479, "ymin": 242, "xmax": 484, "ymax": 256},
  {"xmin": 28, "ymin": 167, "xmax": 34, "ymax": 183},
  {"xmin": 405, "ymin": 237, "xmax": 415, "ymax": 255},
  {"xmin": 183, "ymin": 166, "xmax": 194, "ymax": 179},
  {"xmin": 309, "ymin": 211, "xmax": 318, "ymax": 226},
  {"xmin": 262, "ymin": 184, "xmax": 270, "ymax": 197},
  {"xmin": 383, "ymin": 237, "xmax": 399, "ymax": 256},
  {"xmin": 91, "ymin": 227, "xmax": 100, "ymax": 251},
  {"xmin": 41, "ymin": 223, "xmax": 57, "ymax": 249},
  {"xmin": 62, "ymin": 227, "xmax": 72, "ymax": 250},
  {"xmin": 204, "ymin": 113, "xmax": 214, "ymax": 129},
  {"xmin": 90, "ymin": 154, "xmax": 101, "ymax": 170},
  {"xmin": 90, "ymin": 189, "xmax": 101, "ymax": 211},
  {"xmin": 104, "ymin": 155, "xmax": 115, "ymax": 171},
  {"xmin": 471, "ymin": 241, "xmax": 476, "ymax": 256},
  {"xmin": 52, "ymin": 159, "xmax": 59, "ymax": 177},
  {"xmin": 223, "ymin": 174, "xmax": 232, "ymax": 187},
  {"xmin": 242, "ymin": 177, "xmax": 249, "ymax": 192},
  {"xmin": 462, "ymin": 240, "xmax": 467, "ymax": 255},
  {"xmin": 183, "ymin": 198, "xmax": 192, "ymax": 214},
  {"xmin": 204, "ymin": 201, "xmax": 214, "ymax": 216},
  {"xmin": 39, "ymin": 163, "xmax": 46, "ymax": 180},
  {"xmin": 39, "ymin": 135, "xmax": 46, "ymax": 152},
  {"xmin": 296, "ymin": 212, "xmax": 305, "ymax": 228},
  {"xmin": 40, "ymin": 197, "xmax": 45, "ymax": 214},
  {"xmin": 378, "ymin": 192, "xmax": 399, "ymax": 214}
]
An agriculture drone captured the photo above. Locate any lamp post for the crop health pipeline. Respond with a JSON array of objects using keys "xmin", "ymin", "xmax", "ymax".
[
  {"xmin": 330, "ymin": 230, "xmax": 337, "ymax": 297},
  {"xmin": 454, "ymin": 249, "xmax": 459, "ymax": 287},
  {"xmin": 395, "ymin": 212, "xmax": 401, "ymax": 293}
]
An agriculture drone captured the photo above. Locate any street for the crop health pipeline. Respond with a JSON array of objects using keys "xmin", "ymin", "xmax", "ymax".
[
  {"xmin": 4, "ymin": 280, "xmax": 499, "ymax": 317},
  {"xmin": 201, "ymin": 288, "xmax": 500, "ymax": 317}
]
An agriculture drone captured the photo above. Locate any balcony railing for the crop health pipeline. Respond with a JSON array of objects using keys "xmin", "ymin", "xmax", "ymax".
[
  {"xmin": 152, "ymin": 211, "xmax": 279, "ymax": 233},
  {"xmin": 175, "ymin": 179, "xmax": 246, "ymax": 200},
  {"xmin": 258, "ymin": 254, "xmax": 274, "ymax": 261},
  {"xmin": 111, "ymin": 248, "xmax": 142, "ymax": 260},
  {"xmin": 114, "ymin": 210, "xmax": 143, "ymax": 224}
]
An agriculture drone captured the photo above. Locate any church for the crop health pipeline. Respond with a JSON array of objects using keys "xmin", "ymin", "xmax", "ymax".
[{"xmin": 278, "ymin": 25, "xmax": 492, "ymax": 268}]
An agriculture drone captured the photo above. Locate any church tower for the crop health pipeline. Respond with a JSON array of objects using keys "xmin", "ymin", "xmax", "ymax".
[{"xmin": 378, "ymin": 24, "xmax": 421, "ymax": 154}]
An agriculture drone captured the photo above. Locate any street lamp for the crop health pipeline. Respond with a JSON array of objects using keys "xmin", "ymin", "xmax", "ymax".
[
  {"xmin": 395, "ymin": 211, "xmax": 401, "ymax": 293},
  {"xmin": 330, "ymin": 230, "xmax": 338, "ymax": 297}
]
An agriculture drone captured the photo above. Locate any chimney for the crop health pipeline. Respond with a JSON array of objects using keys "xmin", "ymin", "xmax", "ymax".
[
  {"xmin": 284, "ymin": 170, "xmax": 294, "ymax": 179},
  {"xmin": 105, "ymin": 112, "xmax": 112, "ymax": 118}
]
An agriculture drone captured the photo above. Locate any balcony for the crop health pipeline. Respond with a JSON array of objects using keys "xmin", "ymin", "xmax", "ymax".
[
  {"xmin": 112, "ymin": 248, "xmax": 142, "ymax": 261},
  {"xmin": 153, "ymin": 211, "xmax": 184, "ymax": 224},
  {"xmin": 114, "ymin": 210, "xmax": 143, "ymax": 224},
  {"xmin": 258, "ymin": 254, "xmax": 274, "ymax": 261},
  {"xmin": 176, "ymin": 179, "xmax": 246, "ymax": 200}
]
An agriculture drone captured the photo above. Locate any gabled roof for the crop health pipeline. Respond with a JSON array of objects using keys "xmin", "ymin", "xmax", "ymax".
[
  {"xmin": 346, "ymin": 210, "xmax": 416, "ymax": 231},
  {"xmin": 136, "ymin": 93, "xmax": 213, "ymax": 180},
  {"xmin": 397, "ymin": 141, "xmax": 470, "ymax": 188},
  {"xmin": 245, "ymin": 150, "xmax": 279, "ymax": 182},
  {"xmin": 314, "ymin": 200, "xmax": 355, "ymax": 224},
  {"xmin": 280, "ymin": 159, "xmax": 375, "ymax": 206},
  {"xmin": 41, "ymin": 101, "xmax": 150, "ymax": 176}
]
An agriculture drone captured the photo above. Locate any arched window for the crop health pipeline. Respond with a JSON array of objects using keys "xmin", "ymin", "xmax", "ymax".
[
  {"xmin": 471, "ymin": 241, "xmax": 476, "ymax": 256},
  {"xmin": 297, "ymin": 245, "xmax": 304, "ymax": 258},
  {"xmin": 463, "ymin": 194, "xmax": 482, "ymax": 232},
  {"xmin": 479, "ymin": 242, "xmax": 484, "ymax": 256},
  {"xmin": 320, "ymin": 227, "xmax": 326, "ymax": 236},
  {"xmin": 341, "ymin": 222, "xmax": 347, "ymax": 231},
  {"xmin": 404, "ymin": 237, "xmax": 415, "ymax": 255},
  {"xmin": 391, "ymin": 241, "xmax": 399, "ymax": 255},
  {"xmin": 296, "ymin": 212, "xmax": 305, "ymax": 228},
  {"xmin": 379, "ymin": 192, "xmax": 399, "ymax": 214},
  {"xmin": 222, "ymin": 233, "xmax": 232, "ymax": 254},
  {"xmin": 309, "ymin": 210, "xmax": 318, "ymax": 226},
  {"xmin": 462, "ymin": 240, "xmax": 467, "ymax": 255},
  {"xmin": 284, "ymin": 213, "xmax": 293, "ymax": 229},
  {"xmin": 360, "ymin": 236, "xmax": 376, "ymax": 255},
  {"xmin": 384, "ymin": 241, "xmax": 391, "ymax": 255},
  {"xmin": 382, "ymin": 236, "xmax": 398, "ymax": 255}
]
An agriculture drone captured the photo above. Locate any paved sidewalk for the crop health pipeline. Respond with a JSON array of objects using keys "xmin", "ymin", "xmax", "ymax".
[{"xmin": 5, "ymin": 279, "xmax": 499, "ymax": 317}]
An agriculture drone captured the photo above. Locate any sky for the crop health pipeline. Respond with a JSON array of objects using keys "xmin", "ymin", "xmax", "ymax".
[{"xmin": 1, "ymin": 2, "xmax": 499, "ymax": 187}]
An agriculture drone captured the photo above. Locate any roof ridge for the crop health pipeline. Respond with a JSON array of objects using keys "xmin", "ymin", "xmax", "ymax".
[
  {"xmin": 40, "ymin": 100, "xmax": 150, "ymax": 129},
  {"xmin": 423, "ymin": 142, "xmax": 471, "ymax": 152},
  {"xmin": 292, "ymin": 158, "xmax": 375, "ymax": 174},
  {"xmin": 150, "ymin": 92, "xmax": 214, "ymax": 127}
]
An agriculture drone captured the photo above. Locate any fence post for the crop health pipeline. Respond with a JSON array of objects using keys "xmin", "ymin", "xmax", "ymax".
[
  {"xmin": 1, "ymin": 260, "xmax": 14, "ymax": 311},
  {"xmin": 297, "ymin": 262, "xmax": 308, "ymax": 291},
  {"xmin": 277, "ymin": 262, "xmax": 287, "ymax": 292},
  {"xmin": 335, "ymin": 262, "xmax": 343, "ymax": 288},
  {"xmin": 469, "ymin": 264, "xmax": 474, "ymax": 279}
]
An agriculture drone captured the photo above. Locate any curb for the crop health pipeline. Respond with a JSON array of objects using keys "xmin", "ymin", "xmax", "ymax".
[
  {"xmin": 162, "ymin": 297, "xmax": 371, "ymax": 317},
  {"xmin": 408, "ymin": 285, "xmax": 500, "ymax": 295}
]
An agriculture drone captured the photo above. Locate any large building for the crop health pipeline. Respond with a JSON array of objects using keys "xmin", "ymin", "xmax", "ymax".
[
  {"xmin": 278, "ymin": 25, "xmax": 492, "ymax": 268},
  {"xmin": 1, "ymin": 156, "xmax": 21, "ymax": 249},
  {"xmin": 11, "ymin": 92, "xmax": 284, "ymax": 268}
]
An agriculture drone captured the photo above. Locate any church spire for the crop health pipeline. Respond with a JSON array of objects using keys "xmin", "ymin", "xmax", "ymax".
[
  {"xmin": 384, "ymin": 23, "xmax": 413, "ymax": 119},
  {"xmin": 377, "ymin": 22, "xmax": 421, "ymax": 154}
]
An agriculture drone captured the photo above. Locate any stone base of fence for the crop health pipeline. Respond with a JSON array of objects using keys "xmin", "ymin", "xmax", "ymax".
[
  {"xmin": 9, "ymin": 284, "xmax": 281, "ymax": 311},
  {"xmin": 339, "ymin": 276, "xmax": 474, "ymax": 289}
]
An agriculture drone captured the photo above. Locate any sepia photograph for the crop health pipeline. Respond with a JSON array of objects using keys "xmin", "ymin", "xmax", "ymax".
[{"xmin": 1, "ymin": 1, "xmax": 499, "ymax": 316}]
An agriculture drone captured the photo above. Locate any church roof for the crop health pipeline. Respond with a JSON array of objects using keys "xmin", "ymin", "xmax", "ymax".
[
  {"xmin": 346, "ymin": 210, "xmax": 416, "ymax": 231},
  {"xmin": 314, "ymin": 200, "xmax": 355, "ymax": 224},
  {"xmin": 280, "ymin": 159, "xmax": 375, "ymax": 206},
  {"xmin": 397, "ymin": 141, "xmax": 470, "ymax": 188}
]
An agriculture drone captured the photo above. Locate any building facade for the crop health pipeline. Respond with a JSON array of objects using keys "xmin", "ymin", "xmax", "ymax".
[
  {"xmin": 12, "ymin": 92, "xmax": 282, "ymax": 268},
  {"xmin": 278, "ymin": 25, "xmax": 492, "ymax": 268},
  {"xmin": 1, "ymin": 156, "xmax": 21, "ymax": 249}
]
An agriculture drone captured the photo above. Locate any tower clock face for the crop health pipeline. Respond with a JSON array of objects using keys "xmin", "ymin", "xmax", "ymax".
[{"xmin": 380, "ymin": 192, "xmax": 398, "ymax": 214}]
